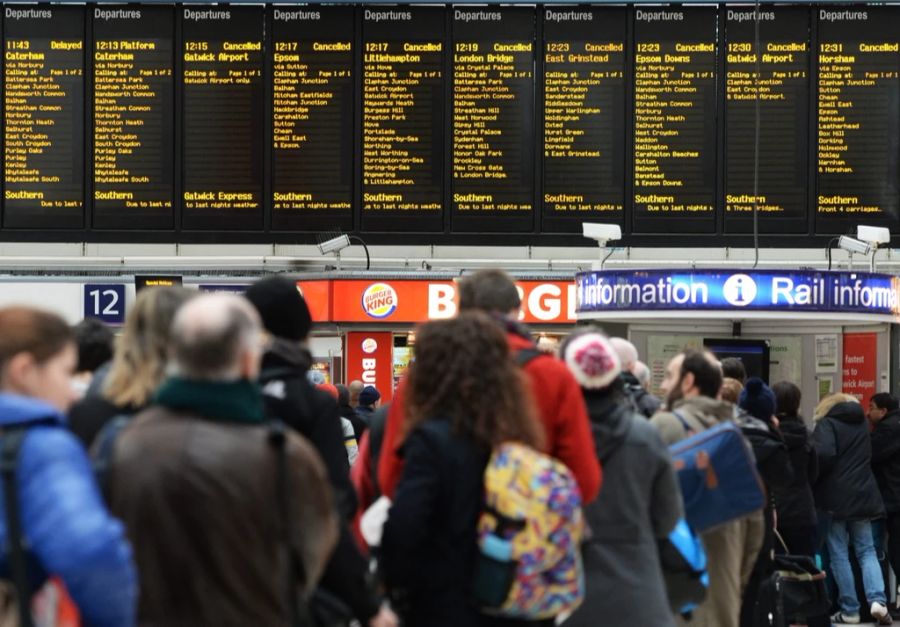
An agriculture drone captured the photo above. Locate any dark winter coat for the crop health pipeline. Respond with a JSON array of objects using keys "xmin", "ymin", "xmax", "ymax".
[
  {"xmin": 259, "ymin": 338, "xmax": 381, "ymax": 622},
  {"xmin": 621, "ymin": 372, "xmax": 662, "ymax": 418},
  {"xmin": 339, "ymin": 401, "xmax": 366, "ymax": 442},
  {"xmin": 812, "ymin": 401, "xmax": 884, "ymax": 521},
  {"xmin": 563, "ymin": 391, "xmax": 680, "ymax": 627},
  {"xmin": 382, "ymin": 418, "xmax": 486, "ymax": 626},
  {"xmin": 772, "ymin": 418, "xmax": 819, "ymax": 527},
  {"xmin": 355, "ymin": 404, "xmax": 376, "ymax": 435},
  {"xmin": 68, "ymin": 365, "xmax": 141, "ymax": 448},
  {"xmin": 734, "ymin": 410, "xmax": 793, "ymax": 493},
  {"xmin": 259, "ymin": 338, "xmax": 355, "ymax": 519},
  {"xmin": 871, "ymin": 409, "xmax": 900, "ymax": 513}
]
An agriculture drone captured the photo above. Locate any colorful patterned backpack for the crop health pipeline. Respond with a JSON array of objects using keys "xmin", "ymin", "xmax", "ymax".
[{"xmin": 472, "ymin": 442, "xmax": 585, "ymax": 620}]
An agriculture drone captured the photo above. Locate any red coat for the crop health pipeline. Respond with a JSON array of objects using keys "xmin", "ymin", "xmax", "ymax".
[{"xmin": 377, "ymin": 330, "xmax": 602, "ymax": 504}]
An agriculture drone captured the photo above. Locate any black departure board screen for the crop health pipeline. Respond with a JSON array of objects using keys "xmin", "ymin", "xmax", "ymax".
[
  {"xmin": 4, "ymin": 6, "xmax": 84, "ymax": 230},
  {"xmin": 362, "ymin": 8, "xmax": 444, "ymax": 232},
  {"xmin": 816, "ymin": 8, "xmax": 900, "ymax": 234},
  {"xmin": 542, "ymin": 8, "xmax": 626, "ymax": 233},
  {"xmin": 725, "ymin": 7, "xmax": 810, "ymax": 234},
  {"xmin": 93, "ymin": 6, "xmax": 174, "ymax": 231},
  {"xmin": 452, "ymin": 7, "xmax": 535, "ymax": 233},
  {"xmin": 271, "ymin": 7, "xmax": 354, "ymax": 232},
  {"xmin": 182, "ymin": 7, "xmax": 264, "ymax": 231},
  {"xmin": 632, "ymin": 8, "xmax": 717, "ymax": 234}
]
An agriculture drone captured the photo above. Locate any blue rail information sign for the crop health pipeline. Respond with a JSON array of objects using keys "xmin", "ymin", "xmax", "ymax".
[{"xmin": 576, "ymin": 269, "xmax": 900, "ymax": 317}]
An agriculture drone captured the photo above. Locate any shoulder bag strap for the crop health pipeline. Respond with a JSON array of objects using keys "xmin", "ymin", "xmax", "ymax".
[
  {"xmin": 672, "ymin": 410, "xmax": 694, "ymax": 436},
  {"xmin": 269, "ymin": 420, "xmax": 310, "ymax": 627},
  {"xmin": 92, "ymin": 414, "xmax": 133, "ymax": 501},
  {"xmin": 1, "ymin": 427, "xmax": 34, "ymax": 627},
  {"xmin": 514, "ymin": 348, "xmax": 544, "ymax": 369}
]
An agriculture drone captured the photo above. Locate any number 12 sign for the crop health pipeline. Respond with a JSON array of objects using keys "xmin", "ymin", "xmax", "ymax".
[{"xmin": 83, "ymin": 284, "xmax": 126, "ymax": 325}]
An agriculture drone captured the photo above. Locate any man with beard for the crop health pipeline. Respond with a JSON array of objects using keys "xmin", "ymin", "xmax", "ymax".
[{"xmin": 651, "ymin": 350, "xmax": 764, "ymax": 627}]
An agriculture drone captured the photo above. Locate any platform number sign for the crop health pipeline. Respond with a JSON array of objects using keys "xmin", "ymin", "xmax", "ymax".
[{"xmin": 83, "ymin": 284, "xmax": 125, "ymax": 325}]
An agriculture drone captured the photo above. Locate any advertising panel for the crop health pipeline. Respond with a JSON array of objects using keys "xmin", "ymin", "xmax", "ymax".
[{"xmin": 344, "ymin": 331, "xmax": 393, "ymax": 402}]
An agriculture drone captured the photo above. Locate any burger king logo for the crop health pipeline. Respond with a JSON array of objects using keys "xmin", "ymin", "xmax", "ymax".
[
  {"xmin": 361, "ymin": 338, "xmax": 378, "ymax": 354},
  {"xmin": 362, "ymin": 283, "xmax": 398, "ymax": 319}
]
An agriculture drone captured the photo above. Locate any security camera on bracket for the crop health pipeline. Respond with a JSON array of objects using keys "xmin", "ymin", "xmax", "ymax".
[
  {"xmin": 830, "ymin": 225, "xmax": 891, "ymax": 272},
  {"xmin": 582, "ymin": 223, "xmax": 622, "ymax": 270}
]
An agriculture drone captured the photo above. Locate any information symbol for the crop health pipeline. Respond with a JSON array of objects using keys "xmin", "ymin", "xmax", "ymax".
[{"xmin": 722, "ymin": 274, "xmax": 757, "ymax": 307}]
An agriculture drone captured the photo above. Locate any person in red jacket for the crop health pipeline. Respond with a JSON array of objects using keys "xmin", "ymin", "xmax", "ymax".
[{"xmin": 377, "ymin": 269, "xmax": 602, "ymax": 504}]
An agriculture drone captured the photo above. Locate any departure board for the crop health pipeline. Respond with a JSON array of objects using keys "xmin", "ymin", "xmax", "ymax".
[
  {"xmin": 93, "ymin": 7, "xmax": 174, "ymax": 230},
  {"xmin": 271, "ymin": 7, "xmax": 354, "ymax": 232},
  {"xmin": 182, "ymin": 7, "xmax": 264, "ymax": 230},
  {"xmin": 542, "ymin": 7, "xmax": 626, "ymax": 233},
  {"xmin": 452, "ymin": 7, "xmax": 535, "ymax": 233},
  {"xmin": 816, "ymin": 8, "xmax": 900, "ymax": 234},
  {"xmin": 4, "ymin": 6, "xmax": 84, "ymax": 229},
  {"xmin": 362, "ymin": 8, "xmax": 445, "ymax": 232},
  {"xmin": 632, "ymin": 8, "xmax": 718, "ymax": 234},
  {"xmin": 725, "ymin": 7, "xmax": 810, "ymax": 234}
]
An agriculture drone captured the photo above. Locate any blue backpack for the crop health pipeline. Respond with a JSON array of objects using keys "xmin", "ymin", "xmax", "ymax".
[{"xmin": 669, "ymin": 415, "xmax": 765, "ymax": 533}]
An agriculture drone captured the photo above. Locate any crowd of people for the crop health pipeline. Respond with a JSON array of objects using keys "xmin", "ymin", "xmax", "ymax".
[{"xmin": 0, "ymin": 268, "xmax": 899, "ymax": 626}]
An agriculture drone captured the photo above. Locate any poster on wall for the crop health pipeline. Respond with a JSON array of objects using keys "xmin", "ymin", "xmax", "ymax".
[
  {"xmin": 815, "ymin": 334, "xmax": 839, "ymax": 374},
  {"xmin": 842, "ymin": 332, "xmax": 878, "ymax": 408},
  {"xmin": 646, "ymin": 335, "xmax": 702, "ymax": 398},
  {"xmin": 817, "ymin": 375, "xmax": 834, "ymax": 401},
  {"xmin": 768, "ymin": 337, "xmax": 802, "ymax": 386}
]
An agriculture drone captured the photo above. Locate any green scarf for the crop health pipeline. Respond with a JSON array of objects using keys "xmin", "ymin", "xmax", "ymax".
[{"xmin": 154, "ymin": 377, "xmax": 265, "ymax": 424}]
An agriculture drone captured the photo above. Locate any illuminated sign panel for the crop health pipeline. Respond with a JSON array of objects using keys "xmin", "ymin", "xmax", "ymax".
[
  {"xmin": 93, "ymin": 6, "xmax": 175, "ymax": 230},
  {"xmin": 815, "ymin": 7, "xmax": 900, "ymax": 233},
  {"xmin": 271, "ymin": 6, "xmax": 354, "ymax": 232},
  {"xmin": 181, "ymin": 6, "xmax": 264, "ymax": 230},
  {"xmin": 724, "ymin": 7, "xmax": 810, "ymax": 234},
  {"xmin": 577, "ymin": 269, "xmax": 900, "ymax": 317},
  {"xmin": 632, "ymin": 7, "xmax": 718, "ymax": 235},
  {"xmin": 4, "ymin": 6, "xmax": 84, "ymax": 229},
  {"xmin": 452, "ymin": 7, "xmax": 535, "ymax": 233},
  {"xmin": 362, "ymin": 7, "xmax": 445, "ymax": 232},
  {"xmin": 542, "ymin": 7, "xmax": 626, "ymax": 233}
]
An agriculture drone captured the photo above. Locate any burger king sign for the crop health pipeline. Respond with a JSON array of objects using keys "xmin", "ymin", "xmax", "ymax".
[{"xmin": 362, "ymin": 283, "xmax": 398, "ymax": 319}]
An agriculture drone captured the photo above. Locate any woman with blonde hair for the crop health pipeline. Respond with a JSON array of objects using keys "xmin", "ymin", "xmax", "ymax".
[
  {"xmin": 811, "ymin": 393, "xmax": 890, "ymax": 624},
  {"xmin": 68, "ymin": 286, "xmax": 193, "ymax": 447}
]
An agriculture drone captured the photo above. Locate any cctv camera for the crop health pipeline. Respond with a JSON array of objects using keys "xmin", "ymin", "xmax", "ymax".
[
  {"xmin": 857, "ymin": 225, "xmax": 891, "ymax": 246},
  {"xmin": 317, "ymin": 234, "xmax": 351, "ymax": 255},
  {"xmin": 838, "ymin": 235, "xmax": 872, "ymax": 256},
  {"xmin": 582, "ymin": 223, "xmax": 622, "ymax": 243}
]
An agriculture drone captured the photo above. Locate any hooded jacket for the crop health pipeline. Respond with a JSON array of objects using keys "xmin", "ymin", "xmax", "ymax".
[
  {"xmin": 773, "ymin": 418, "xmax": 819, "ymax": 527},
  {"xmin": 108, "ymin": 378, "xmax": 338, "ymax": 625},
  {"xmin": 259, "ymin": 338, "xmax": 382, "ymax": 622},
  {"xmin": 621, "ymin": 371, "xmax": 662, "ymax": 418},
  {"xmin": 0, "ymin": 393, "xmax": 137, "ymax": 627},
  {"xmin": 871, "ymin": 408, "xmax": 900, "ymax": 513},
  {"xmin": 812, "ymin": 401, "xmax": 884, "ymax": 521},
  {"xmin": 378, "ymin": 320, "xmax": 602, "ymax": 504},
  {"xmin": 260, "ymin": 338, "xmax": 355, "ymax": 520},
  {"xmin": 564, "ymin": 391, "xmax": 680, "ymax": 627}
]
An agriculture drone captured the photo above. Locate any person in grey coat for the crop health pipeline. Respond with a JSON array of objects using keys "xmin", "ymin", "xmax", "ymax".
[{"xmin": 560, "ymin": 329, "xmax": 682, "ymax": 627}]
